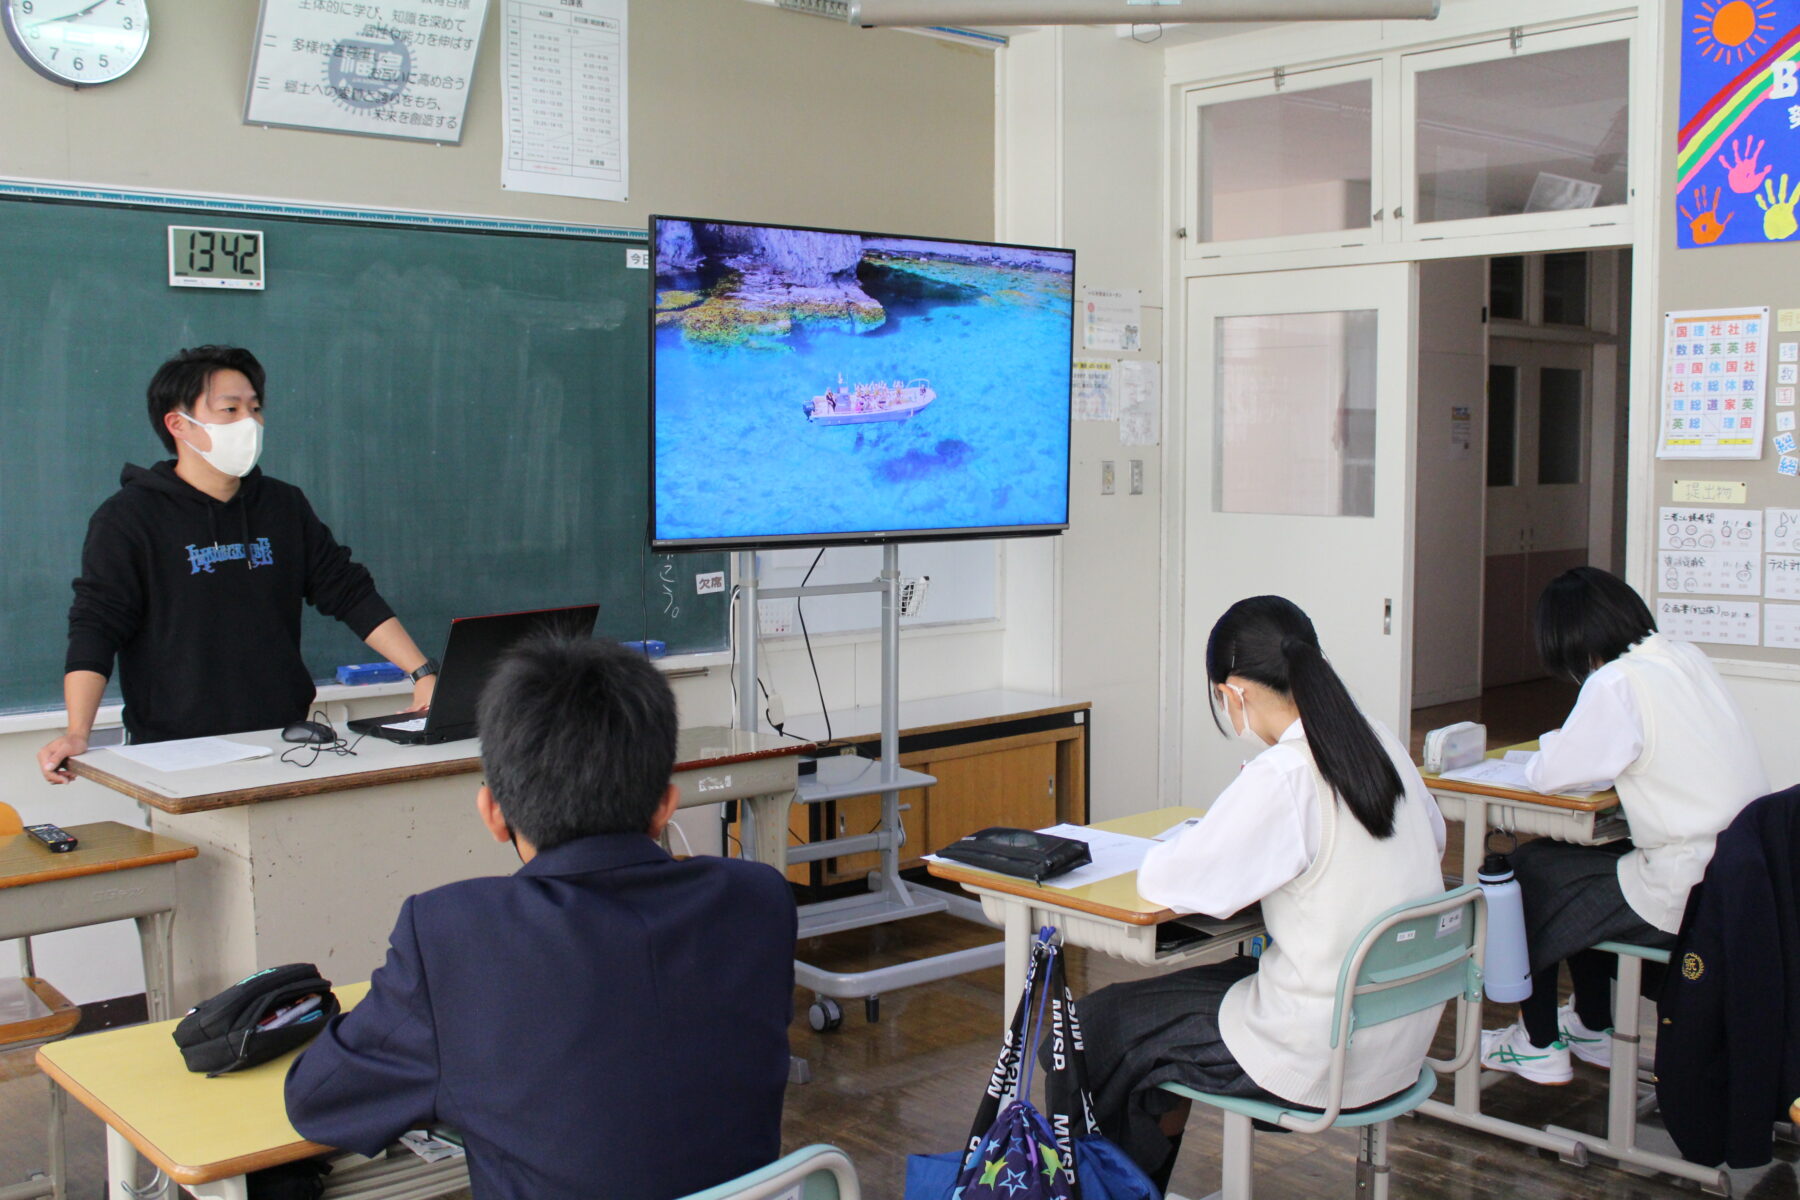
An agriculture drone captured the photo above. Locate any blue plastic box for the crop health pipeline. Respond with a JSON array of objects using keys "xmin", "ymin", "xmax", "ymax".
[{"xmin": 336, "ymin": 661, "xmax": 407, "ymax": 685}]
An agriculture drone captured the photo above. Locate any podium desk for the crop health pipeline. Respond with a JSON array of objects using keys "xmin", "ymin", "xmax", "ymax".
[{"xmin": 69, "ymin": 727, "xmax": 809, "ymax": 1010}]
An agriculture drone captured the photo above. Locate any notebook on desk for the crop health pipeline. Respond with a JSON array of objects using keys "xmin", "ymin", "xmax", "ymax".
[{"xmin": 349, "ymin": 605, "xmax": 599, "ymax": 745}]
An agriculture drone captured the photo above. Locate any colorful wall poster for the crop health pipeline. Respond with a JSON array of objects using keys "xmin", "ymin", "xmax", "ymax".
[
  {"xmin": 1678, "ymin": 1, "xmax": 1800, "ymax": 248},
  {"xmin": 1658, "ymin": 307, "xmax": 1770, "ymax": 458}
]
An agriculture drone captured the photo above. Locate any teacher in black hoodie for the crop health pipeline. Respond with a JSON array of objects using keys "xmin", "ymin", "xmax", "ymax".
[{"xmin": 38, "ymin": 346, "xmax": 438, "ymax": 781}]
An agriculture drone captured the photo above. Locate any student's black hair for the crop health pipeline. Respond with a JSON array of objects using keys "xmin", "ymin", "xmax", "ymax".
[
  {"xmin": 146, "ymin": 346, "xmax": 267, "ymax": 455},
  {"xmin": 1534, "ymin": 566, "xmax": 1657, "ymax": 684},
  {"xmin": 476, "ymin": 633, "xmax": 679, "ymax": 850},
  {"xmin": 1206, "ymin": 595, "xmax": 1403, "ymax": 840}
]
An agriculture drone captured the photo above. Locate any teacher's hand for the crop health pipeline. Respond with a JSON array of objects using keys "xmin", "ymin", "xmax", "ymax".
[
  {"xmin": 37, "ymin": 732, "xmax": 88, "ymax": 785},
  {"xmin": 406, "ymin": 674, "xmax": 436, "ymax": 714}
]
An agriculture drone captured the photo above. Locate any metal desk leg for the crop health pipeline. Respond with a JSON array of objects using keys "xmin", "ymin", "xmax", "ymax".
[
  {"xmin": 742, "ymin": 791, "xmax": 793, "ymax": 872},
  {"xmin": 1543, "ymin": 956, "xmax": 1729, "ymax": 1192},
  {"xmin": 1000, "ymin": 899, "xmax": 1035, "ymax": 1031},
  {"xmin": 186, "ymin": 1177, "xmax": 249, "ymax": 1200},
  {"xmin": 103, "ymin": 1126, "xmax": 137, "ymax": 1200},
  {"xmin": 47, "ymin": 1080, "xmax": 65, "ymax": 1200},
  {"xmin": 135, "ymin": 910, "xmax": 175, "ymax": 1022}
]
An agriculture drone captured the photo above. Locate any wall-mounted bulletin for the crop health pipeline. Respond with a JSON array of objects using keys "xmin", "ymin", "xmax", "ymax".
[
  {"xmin": 244, "ymin": 0, "xmax": 489, "ymax": 143},
  {"xmin": 1658, "ymin": 307, "xmax": 1770, "ymax": 458},
  {"xmin": 1676, "ymin": 1, "xmax": 1800, "ymax": 249}
]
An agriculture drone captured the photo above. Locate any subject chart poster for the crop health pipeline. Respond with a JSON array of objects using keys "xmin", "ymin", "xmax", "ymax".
[{"xmin": 1658, "ymin": 307, "xmax": 1769, "ymax": 459}]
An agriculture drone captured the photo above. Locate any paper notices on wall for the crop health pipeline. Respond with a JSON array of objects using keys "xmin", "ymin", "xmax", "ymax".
[
  {"xmin": 244, "ymin": 0, "xmax": 489, "ymax": 143},
  {"xmin": 1767, "ymin": 603, "xmax": 1800, "ymax": 650},
  {"xmin": 501, "ymin": 0, "xmax": 628, "ymax": 201},
  {"xmin": 1658, "ymin": 307, "xmax": 1769, "ymax": 460},
  {"xmin": 1082, "ymin": 288, "xmax": 1141, "ymax": 352},
  {"xmin": 1656, "ymin": 598, "xmax": 1761, "ymax": 646},
  {"xmin": 1118, "ymin": 360, "xmax": 1162, "ymax": 446},
  {"xmin": 1768, "ymin": 508, "xmax": 1800, "ymax": 553},
  {"xmin": 1071, "ymin": 358, "xmax": 1117, "ymax": 421},
  {"xmin": 1659, "ymin": 507, "xmax": 1762, "ymax": 552},
  {"xmin": 1766, "ymin": 556, "xmax": 1800, "ymax": 600},
  {"xmin": 1659, "ymin": 550, "xmax": 1761, "ymax": 595}
]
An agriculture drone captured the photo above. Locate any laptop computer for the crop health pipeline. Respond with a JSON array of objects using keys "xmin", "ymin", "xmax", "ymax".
[{"xmin": 348, "ymin": 604, "xmax": 600, "ymax": 745}]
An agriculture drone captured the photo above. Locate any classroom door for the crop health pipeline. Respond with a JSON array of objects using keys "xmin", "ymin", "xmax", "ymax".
[
  {"xmin": 1181, "ymin": 263, "xmax": 1416, "ymax": 804},
  {"xmin": 1482, "ymin": 339, "xmax": 1594, "ymax": 687}
]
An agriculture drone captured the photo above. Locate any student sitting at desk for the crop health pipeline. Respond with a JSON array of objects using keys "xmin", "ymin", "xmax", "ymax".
[
  {"xmin": 283, "ymin": 635, "xmax": 798, "ymax": 1200},
  {"xmin": 1073, "ymin": 596, "xmax": 1448, "ymax": 1187},
  {"xmin": 1479, "ymin": 567, "xmax": 1768, "ymax": 1084},
  {"xmin": 38, "ymin": 345, "xmax": 438, "ymax": 776}
]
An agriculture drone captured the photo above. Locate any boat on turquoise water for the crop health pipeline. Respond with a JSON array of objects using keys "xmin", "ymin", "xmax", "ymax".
[{"xmin": 808, "ymin": 378, "xmax": 935, "ymax": 425}]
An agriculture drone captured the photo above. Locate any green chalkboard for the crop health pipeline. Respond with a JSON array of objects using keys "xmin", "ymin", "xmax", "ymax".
[{"xmin": 0, "ymin": 196, "xmax": 726, "ymax": 715}]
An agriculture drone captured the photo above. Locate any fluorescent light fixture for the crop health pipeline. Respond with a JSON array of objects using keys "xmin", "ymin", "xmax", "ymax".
[{"xmin": 849, "ymin": 0, "xmax": 1439, "ymax": 24}]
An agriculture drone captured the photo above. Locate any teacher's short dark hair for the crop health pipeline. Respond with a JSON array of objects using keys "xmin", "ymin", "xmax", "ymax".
[
  {"xmin": 146, "ymin": 346, "xmax": 267, "ymax": 455},
  {"xmin": 1535, "ymin": 566, "xmax": 1657, "ymax": 683},
  {"xmin": 477, "ymin": 634, "xmax": 678, "ymax": 849}
]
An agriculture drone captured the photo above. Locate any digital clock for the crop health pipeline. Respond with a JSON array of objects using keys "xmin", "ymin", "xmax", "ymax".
[{"xmin": 168, "ymin": 226, "xmax": 265, "ymax": 290}]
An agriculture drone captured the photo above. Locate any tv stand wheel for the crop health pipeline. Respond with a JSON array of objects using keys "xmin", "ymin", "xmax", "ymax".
[
  {"xmin": 808, "ymin": 997, "xmax": 843, "ymax": 1033},
  {"xmin": 865, "ymin": 995, "xmax": 880, "ymax": 1023}
]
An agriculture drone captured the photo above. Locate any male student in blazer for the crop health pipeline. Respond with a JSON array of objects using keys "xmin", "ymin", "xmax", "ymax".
[{"xmin": 284, "ymin": 634, "xmax": 797, "ymax": 1200}]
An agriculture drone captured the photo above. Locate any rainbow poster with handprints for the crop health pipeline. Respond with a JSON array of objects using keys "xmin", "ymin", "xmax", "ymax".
[{"xmin": 1678, "ymin": 0, "xmax": 1800, "ymax": 247}]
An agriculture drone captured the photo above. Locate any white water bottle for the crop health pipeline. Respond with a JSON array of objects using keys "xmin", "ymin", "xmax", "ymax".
[{"xmin": 1477, "ymin": 852, "xmax": 1533, "ymax": 1003}]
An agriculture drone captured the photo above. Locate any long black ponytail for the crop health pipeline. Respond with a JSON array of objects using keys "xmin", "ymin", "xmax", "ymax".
[{"xmin": 1205, "ymin": 595, "xmax": 1403, "ymax": 840}]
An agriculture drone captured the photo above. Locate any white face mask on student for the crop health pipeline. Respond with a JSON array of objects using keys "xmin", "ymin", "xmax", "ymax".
[
  {"xmin": 178, "ymin": 412, "xmax": 263, "ymax": 478},
  {"xmin": 1219, "ymin": 682, "xmax": 1267, "ymax": 749}
]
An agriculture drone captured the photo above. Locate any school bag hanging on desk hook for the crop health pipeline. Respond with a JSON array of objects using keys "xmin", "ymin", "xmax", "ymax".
[{"xmin": 903, "ymin": 928, "xmax": 1157, "ymax": 1200}]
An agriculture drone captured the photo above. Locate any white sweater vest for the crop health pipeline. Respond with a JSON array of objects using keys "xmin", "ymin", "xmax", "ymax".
[
  {"xmin": 1610, "ymin": 635, "xmax": 1769, "ymax": 933},
  {"xmin": 1218, "ymin": 741, "xmax": 1447, "ymax": 1109}
]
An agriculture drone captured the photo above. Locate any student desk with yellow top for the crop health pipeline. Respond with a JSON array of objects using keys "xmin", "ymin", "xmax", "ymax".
[
  {"xmin": 67, "ymin": 727, "xmax": 811, "ymax": 1012},
  {"xmin": 926, "ymin": 807, "xmax": 1264, "ymax": 1032},
  {"xmin": 0, "ymin": 822, "xmax": 198, "ymax": 1022},
  {"xmin": 1419, "ymin": 746, "xmax": 1726, "ymax": 1192},
  {"xmin": 36, "ymin": 981, "xmax": 468, "ymax": 1200}
]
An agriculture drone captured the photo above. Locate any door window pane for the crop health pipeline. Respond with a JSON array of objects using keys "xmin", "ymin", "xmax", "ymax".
[
  {"xmin": 1541, "ymin": 252, "xmax": 1589, "ymax": 326},
  {"xmin": 1538, "ymin": 367, "xmax": 1583, "ymax": 485},
  {"xmin": 1489, "ymin": 256, "xmax": 1525, "ymax": 321},
  {"xmin": 1200, "ymin": 81, "xmax": 1373, "ymax": 242},
  {"xmin": 1215, "ymin": 310, "xmax": 1377, "ymax": 516},
  {"xmin": 1488, "ymin": 364, "xmax": 1517, "ymax": 487},
  {"xmin": 1415, "ymin": 41, "xmax": 1629, "ymax": 223}
]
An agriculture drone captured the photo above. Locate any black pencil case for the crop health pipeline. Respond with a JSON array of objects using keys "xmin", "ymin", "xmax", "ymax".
[{"xmin": 936, "ymin": 826, "xmax": 1093, "ymax": 884}]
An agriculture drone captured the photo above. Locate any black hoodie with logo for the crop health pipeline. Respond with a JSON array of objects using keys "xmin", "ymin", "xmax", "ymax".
[{"xmin": 65, "ymin": 462, "xmax": 396, "ymax": 744}]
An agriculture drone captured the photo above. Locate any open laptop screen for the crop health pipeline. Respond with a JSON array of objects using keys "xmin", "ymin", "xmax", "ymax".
[{"xmin": 428, "ymin": 605, "xmax": 600, "ymax": 740}]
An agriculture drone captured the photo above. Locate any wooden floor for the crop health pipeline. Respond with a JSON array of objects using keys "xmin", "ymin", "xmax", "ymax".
[{"xmin": 3, "ymin": 910, "xmax": 1797, "ymax": 1199}]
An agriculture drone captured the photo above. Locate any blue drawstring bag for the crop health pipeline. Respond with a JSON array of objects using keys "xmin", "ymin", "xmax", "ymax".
[{"xmin": 904, "ymin": 930, "xmax": 1159, "ymax": 1200}]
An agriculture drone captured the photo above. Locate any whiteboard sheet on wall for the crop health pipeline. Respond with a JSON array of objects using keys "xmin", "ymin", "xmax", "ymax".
[{"xmin": 754, "ymin": 541, "xmax": 1000, "ymax": 636}]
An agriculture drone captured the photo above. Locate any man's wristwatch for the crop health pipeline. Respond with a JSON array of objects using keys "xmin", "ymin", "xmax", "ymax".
[{"xmin": 409, "ymin": 658, "xmax": 440, "ymax": 683}]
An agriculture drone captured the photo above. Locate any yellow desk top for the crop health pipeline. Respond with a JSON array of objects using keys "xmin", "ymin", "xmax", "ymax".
[
  {"xmin": 1419, "ymin": 741, "xmax": 1620, "ymax": 813},
  {"xmin": 0, "ymin": 821, "xmax": 195, "ymax": 890},
  {"xmin": 37, "ymin": 981, "xmax": 371, "ymax": 1184},
  {"xmin": 925, "ymin": 806, "xmax": 1207, "ymax": 926}
]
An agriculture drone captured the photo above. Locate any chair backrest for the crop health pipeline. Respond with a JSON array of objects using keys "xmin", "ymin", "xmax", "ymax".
[
  {"xmin": 0, "ymin": 802, "xmax": 21, "ymax": 837},
  {"xmin": 677, "ymin": 1145, "xmax": 860, "ymax": 1200}
]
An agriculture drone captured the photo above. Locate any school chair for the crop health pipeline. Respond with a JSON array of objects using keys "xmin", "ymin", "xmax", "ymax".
[
  {"xmin": 1159, "ymin": 886, "xmax": 1486, "ymax": 1200},
  {"xmin": 676, "ymin": 1145, "xmax": 860, "ymax": 1200},
  {"xmin": 0, "ymin": 801, "xmax": 81, "ymax": 1200}
]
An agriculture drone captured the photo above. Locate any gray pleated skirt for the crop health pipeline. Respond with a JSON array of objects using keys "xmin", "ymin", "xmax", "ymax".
[{"xmin": 1510, "ymin": 838, "xmax": 1673, "ymax": 972}]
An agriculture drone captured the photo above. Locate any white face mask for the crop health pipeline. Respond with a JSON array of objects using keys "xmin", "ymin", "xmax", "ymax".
[
  {"xmin": 1220, "ymin": 682, "xmax": 1267, "ymax": 750},
  {"xmin": 178, "ymin": 412, "xmax": 263, "ymax": 478}
]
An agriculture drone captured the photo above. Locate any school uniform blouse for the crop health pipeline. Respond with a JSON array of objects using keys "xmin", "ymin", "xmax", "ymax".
[{"xmin": 1137, "ymin": 718, "xmax": 1446, "ymax": 917}]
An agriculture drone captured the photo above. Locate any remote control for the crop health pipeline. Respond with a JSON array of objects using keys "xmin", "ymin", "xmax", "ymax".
[{"xmin": 24, "ymin": 824, "xmax": 78, "ymax": 853}]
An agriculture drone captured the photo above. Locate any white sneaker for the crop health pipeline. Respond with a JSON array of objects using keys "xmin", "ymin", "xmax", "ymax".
[
  {"xmin": 1558, "ymin": 1003, "xmax": 1612, "ymax": 1068},
  {"xmin": 1480, "ymin": 1022, "xmax": 1574, "ymax": 1085}
]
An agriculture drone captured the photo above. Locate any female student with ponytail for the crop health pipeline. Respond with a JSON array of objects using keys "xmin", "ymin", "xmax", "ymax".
[
  {"xmin": 1478, "ymin": 567, "xmax": 1767, "ymax": 1085},
  {"xmin": 1075, "ymin": 596, "xmax": 1448, "ymax": 1186}
]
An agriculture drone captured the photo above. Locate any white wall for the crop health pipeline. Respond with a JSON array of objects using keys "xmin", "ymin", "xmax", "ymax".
[
  {"xmin": 0, "ymin": 0, "xmax": 1033, "ymax": 1004},
  {"xmin": 1412, "ymin": 258, "xmax": 1487, "ymax": 706},
  {"xmin": 999, "ymin": 27, "xmax": 1168, "ymax": 819}
]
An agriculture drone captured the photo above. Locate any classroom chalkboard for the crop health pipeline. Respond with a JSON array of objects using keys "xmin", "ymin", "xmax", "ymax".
[{"xmin": 0, "ymin": 195, "xmax": 727, "ymax": 715}]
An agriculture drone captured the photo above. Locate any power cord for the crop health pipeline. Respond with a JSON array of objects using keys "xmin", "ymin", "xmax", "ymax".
[{"xmin": 797, "ymin": 548, "xmax": 833, "ymax": 745}]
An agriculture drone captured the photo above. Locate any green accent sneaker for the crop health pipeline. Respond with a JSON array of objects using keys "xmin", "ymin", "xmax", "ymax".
[
  {"xmin": 1558, "ymin": 1003, "xmax": 1613, "ymax": 1068},
  {"xmin": 1480, "ymin": 1022, "xmax": 1574, "ymax": 1085}
]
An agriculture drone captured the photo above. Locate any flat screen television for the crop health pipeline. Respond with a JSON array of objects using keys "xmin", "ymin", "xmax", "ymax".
[{"xmin": 649, "ymin": 216, "xmax": 1074, "ymax": 550}]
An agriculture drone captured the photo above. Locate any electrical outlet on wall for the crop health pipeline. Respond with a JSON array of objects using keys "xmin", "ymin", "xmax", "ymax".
[
  {"xmin": 758, "ymin": 598, "xmax": 797, "ymax": 636},
  {"xmin": 1101, "ymin": 460, "xmax": 1116, "ymax": 495}
]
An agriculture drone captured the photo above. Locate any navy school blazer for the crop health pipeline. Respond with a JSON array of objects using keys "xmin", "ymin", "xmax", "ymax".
[{"xmin": 284, "ymin": 833, "xmax": 798, "ymax": 1200}]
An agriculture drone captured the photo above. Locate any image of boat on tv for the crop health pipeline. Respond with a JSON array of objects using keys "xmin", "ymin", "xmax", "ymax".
[{"xmin": 654, "ymin": 221, "xmax": 1073, "ymax": 542}]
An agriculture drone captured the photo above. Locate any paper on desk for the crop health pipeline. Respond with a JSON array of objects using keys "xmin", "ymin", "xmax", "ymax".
[
  {"xmin": 1503, "ymin": 750, "xmax": 1535, "ymax": 765},
  {"xmin": 1034, "ymin": 823, "xmax": 1156, "ymax": 889},
  {"xmin": 105, "ymin": 737, "xmax": 271, "ymax": 773},
  {"xmin": 1439, "ymin": 757, "xmax": 1608, "ymax": 797}
]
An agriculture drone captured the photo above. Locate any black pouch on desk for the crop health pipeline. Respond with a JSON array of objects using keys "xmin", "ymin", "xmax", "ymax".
[
  {"xmin": 172, "ymin": 962, "xmax": 339, "ymax": 1076},
  {"xmin": 935, "ymin": 826, "xmax": 1093, "ymax": 884}
]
